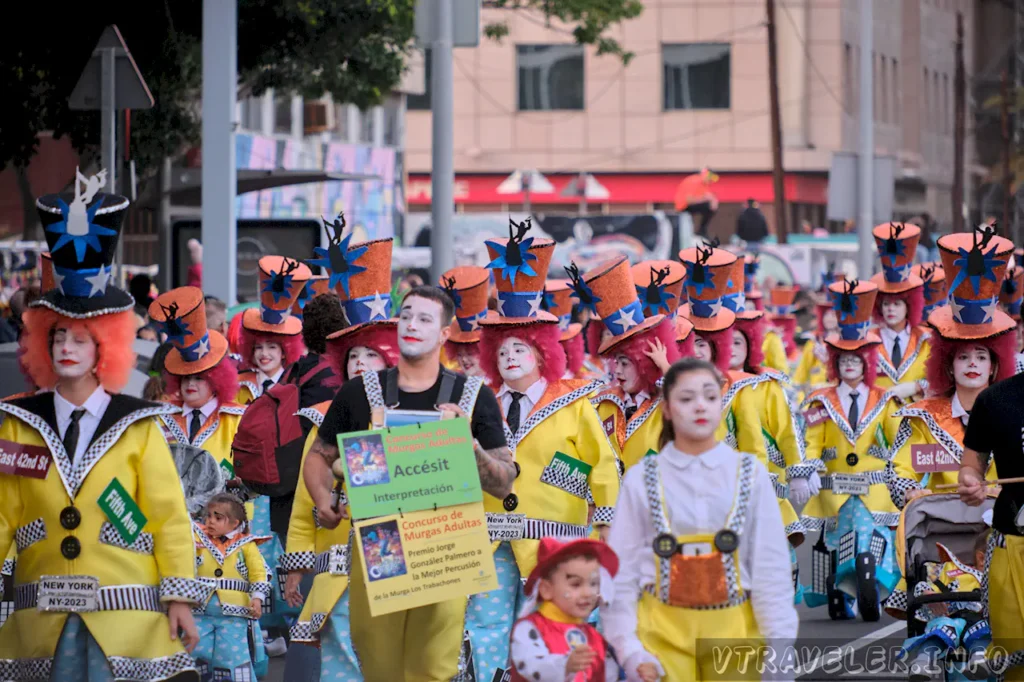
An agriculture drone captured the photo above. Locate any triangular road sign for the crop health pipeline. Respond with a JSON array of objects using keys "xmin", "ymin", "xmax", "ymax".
[{"xmin": 69, "ymin": 25, "xmax": 154, "ymax": 111}]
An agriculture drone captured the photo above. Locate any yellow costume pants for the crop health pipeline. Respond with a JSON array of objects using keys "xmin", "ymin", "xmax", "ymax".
[
  {"xmin": 988, "ymin": 535, "xmax": 1024, "ymax": 682},
  {"xmin": 637, "ymin": 592, "xmax": 762, "ymax": 681},
  {"xmin": 348, "ymin": 547, "xmax": 468, "ymax": 682}
]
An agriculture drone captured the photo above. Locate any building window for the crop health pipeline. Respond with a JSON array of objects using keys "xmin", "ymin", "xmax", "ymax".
[
  {"xmin": 517, "ymin": 44, "xmax": 585, "ymax": 111},
  {"xmin": 359, "ymin": 109, "xmax": 375, "ymax": 143},
  {"xmin": 274, "ymin": 95, "xmax": 292, "ymax": 134},
  {"xmin": 382, "ymin": 95, "xmax": 401, "ymax": 146},
  {"xmin": 662, "ymin": 43, "xmax": 731, "ymax": 111},
  {"xmin": 239, "ymin": 96, "xmax": 263, "ymax": 132},
  {"xmin": 408, "ymin": 48, "xmax": 432, "ymax": 111},
  {"xmin": 334, "ymin": 103, "xmax": 350, "ymax": 140}
]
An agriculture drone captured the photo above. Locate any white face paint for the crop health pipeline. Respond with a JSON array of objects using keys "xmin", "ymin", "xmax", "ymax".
[
  {"xmin": 52, "ymin": 326, "xmax": 98, "ymax": 381},
  {"xmin": 398, "ymin": 295, "xmax": 445, "ymax": 359},
  {"xmin": 729, "ymin": 331, "xmax": 748, "ymax": 370},
  {"xmin": 347, "ymin": 346, "xmax": 387, "ymax": 379},
  {"xmin": 693, "ymin": 335, "xmax": 713, "ymax": 363},
  {"xmin": 613, "ymin": 355, "xmax": 641, "ymax": 394},
  {"xmin": 497, "ymin": 337, "xmax": 538, "ymax": 383},
  {"xmin": 253, "ymin": 341, "xmax": 283, "ymax": 376},
  {"xmin": 837, "ymin": 352, "xmax": 864, "ymax": 383},
  {"xmin": 953, "ymin": 345, "xmax": 992, "ymax": 390},
  {"xmin": 881, "ymin": 298, "xmax": 908, "ymax": 329},
  {"xmin": 663, "ymin": 369, "xmax": 722, "ymax": 442}
]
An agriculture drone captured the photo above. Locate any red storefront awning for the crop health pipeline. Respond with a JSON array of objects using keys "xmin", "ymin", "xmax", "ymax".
[{"xmin": 406, "ymin": 172, "xmax": 828, "ymax": 207}]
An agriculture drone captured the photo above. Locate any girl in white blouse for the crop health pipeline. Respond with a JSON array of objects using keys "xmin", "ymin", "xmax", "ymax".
[{"xmin": 604, "ymin": 357, "xmax": 799, "ymax": 681}]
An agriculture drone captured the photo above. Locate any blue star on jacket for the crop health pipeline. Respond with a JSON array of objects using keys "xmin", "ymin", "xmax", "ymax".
[
  {"xmin": 486, "ymin": 237, "xmax": 537, "ymax": 287},
  {"xmin": 950, "ymin": 245, "xmax": 1001, "ymax": 296},
  {"xmin": 306, "ymin": 233, "xmax": 368, "ymax": 297},
  {"xmin": 46, "ymin": 198, "xmax": 117, "ymax": 263}
]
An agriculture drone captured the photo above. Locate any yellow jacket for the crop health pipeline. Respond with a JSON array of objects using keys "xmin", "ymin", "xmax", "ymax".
[
  {"xmin": 282, "ymin": 402, "xmax": 353, "ymax": 643},
  {"xmin": 0, "ymin": 394, "xmax": 202, "ymax": 675},
  {"xmin": 193, "ymin": 524, "xmax": 271, "ymax": 617},
  {"xmin": 235, "ymin": 370, "xmax": 260, "ymax": 406},
  {"xmin": 719, "ymin": 372, "xmax": 770, "ymax": 464},
  {"xmin": 160, "ymin": 402, "xmax": 244, "ymax": 480},
  {"xmin": 485, "ymin": 379, "xmax": 619, "ymax": 576},
  {"xmin": 886, "ymin": 396, "xmax": 998, "ymax": 509},
  {"xmin": 800, "ymin": 386, "xmax": 903, "ymax": 529},
  {"xmin": 792, "ymin": 338, "xmax": 832, "ymax": 394},
  {"xmin": 762, "ymin": 330, "xmax": 790, "ymax": 374},
  {"xmin": 592, "ymin": 386, "xmax": 661, "ymax": 472},
  {"xmin": 875, "ymin": 326, "xmax": 931, "ymax": 390}
]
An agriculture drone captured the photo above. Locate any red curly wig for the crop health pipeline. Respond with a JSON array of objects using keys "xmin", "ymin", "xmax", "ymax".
[
  {"xmin": 607, "ymin": 319, "xmax": 679, "ymax": 395},
  {"xmin": 325, "ymin": 325, "xmax": 400, "ymax": 381},
  {"xmin": 239, "ymin": 328, "xmax": 306, "ymax": 370},
  {"xmin": 873, "ymin": 288, "xmax": 925, "ymax": 330},
  {"xmin": 695, "ymin": 328, "xmax": 734, "ymax": 375},
  {"xmin": 562, "ymin": 333, "xmax": 585, "ymax": 377},
  {"xmin": 164, "ymin": 358, "xmax": 241, "ymax": 407},
  {"xmin": 772, "ymin": 316, "xmax": 798, "ymax": 358},
  {"xmin": 734, "ymin": 316, "xmax": 766, "ymax": 374},
  {"xmin": 20, "ymin": 308, "xmax": 137, "ymax": 393},
  {"xmin": 815, "ymin": 303, "xmax": 838, "ymax": 336},
  {"xmin": 444, "ymin": 340, "xmax": 479, "ymax": 371},
  {"xmin": 676, "ymin": 329, "xmax": 696, "ymax": 358},
  {"xmin": 826, "ymin": 344, "xmax": 879, "ymax": 386},
  {"xmin": 227, "ymin": 313, "xmax": 244, "ymax": 356},
  {"xmin": 479, "ymin": 323, "xmax": 566, "ymax": 386},
  {"xmin": 924, "ymin": 332, "xmax": 1016, "ymax": 397}
]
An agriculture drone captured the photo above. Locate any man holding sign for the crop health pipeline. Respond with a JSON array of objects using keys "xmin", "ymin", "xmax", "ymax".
[{"xmin": 302, "ymin": 285, "xmax": 515, "ymax": 681}]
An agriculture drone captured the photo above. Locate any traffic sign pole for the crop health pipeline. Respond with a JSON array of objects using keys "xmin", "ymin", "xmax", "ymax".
[{"xmin": 430, "ymin": 0, "xmax": 455, "ymax": 282}]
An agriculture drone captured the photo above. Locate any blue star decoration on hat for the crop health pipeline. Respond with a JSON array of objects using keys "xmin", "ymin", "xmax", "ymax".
[
  {"xmin": 638, "ymin": 265, "xmax": 675, "ymax": 316},
  {"xmin": 487, "ymin": 217, "xmax": 537, "ymax": 286},
  {"xmin": 832, "ymin": 280, "xmax": 860, "ymax": 322},
  {"xmin": 950, "ymin": 226, "xmax": 1002, "ymax": 295},
  {"xmin": 879, "ymin": 223, "xmax": 907, "ymax": 266},
  {"xmin": 263, "ymin": 259, "xmax": 304, "ymax": 305},
  {"xmin": 564, "ymin": 262, "xmax": 601, "ymax": 316},
  {"xmin": 440, "ymin": 275, "xmax": 463, "ymax": 311},
  {"xmin": 261, "ymin": 307, "xmax": 288, "ymax": 325},
  {"xmin": 684, "ymin": 245, "xmax": 717, "ymax": 298},
  {"xmin": 155, "ymin": 302, "xmax": 191, "ymax": 346},
  {"xmin": 306, "ymin": 213, "xmax": 368, "ymax": 297},
  {"xmin": 47, "ymin": 198, "xmax": 117, "ymax": 263}
]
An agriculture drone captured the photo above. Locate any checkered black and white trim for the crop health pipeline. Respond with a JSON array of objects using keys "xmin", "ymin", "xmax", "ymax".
[
  {"xmin": 800, "ymin": 510, "xmax": 900, "ymax": 532},
  {"xmin": 1, "ymin": 558, "xmax": 13, "ymax": 576},
  {"xmin": 193, "ymin": 521, "xmax": 225, "ymax": 564},
  {"xmin": 0, "ymin": 402, "xmax": 76, "ymax": 499},
  {"xmin": 0, "ymin": 657, "xmax": 52, "ymax": 681},
  {"xmin": 484, "ymin": 516, "xmax": 590, "ymax": 542},
  {"xmin": 159, "ymin": 576, "xmax": 207, "ymax": 604},
  {"xmin": 239, "ymin": 380, "xmax": 260, "ymax": 400},
  {"xmin": 784, "ymin": 520, "xmax": 805, "ymax": 537},
  {"xmin": 509, "ymin": 381, "xmax": 602, "ymax": 451},
  {"xmin": 250, "ymin": 580, "xmax": 272, "ymax": 601},
  {"xmin": 363, "ymin": 370, "xmax": 387, "ymax": 409},
  {"xmin": 593, "ymin": 506, "xmax": 615, "ymax": 525},
  {"xmin": 884, "ymin": 461, "xmax": 922, "ymax": 510},
  {"xmin": 801, "ymin": 392, "xmax": 896, "ymax": 447},
  {"xmin": 893, "ymin": 407, "xmax": 963, "ymax": 463},
  {"xmin": 159, "ymin": 415, "xmax": 190, "ymax": 446},
  {"xmin": 214, "ymin": 603, "xmax": 255, "ymax": 619},
  {"xmin": 788, "ymin": 458, "xmax": 825, "ymax": 480},
  {"xmin": 14, "ymin": 518, "xmax": 46, "ymax": 552},
  {"xmin": 15, "ymin": 583, "xmax": 162, "ymax": 612},
  {"xmin": 763, "ymin": 429, "xmax": 787, "ymax": 470},
  {"xmin": 291, "ymin": 611, "xmax": 331, "ymax": 642},
  {"xmin": 314, "ymin": 545, "xmax": 351, "ymax": 576},
  {"xmin": 539, "ymin": 463, "xmax": 590, "ymax": 500},
  {"xmin": 625, "ymin": 398, "xmax": 659, "ymax": 442},
  {"xmin": 641, "ymin": 583, "xmax": 750, "ymax": 609},
  {"xmin": 768, "ymin": 473, "xmax": 789, "ymax": 499},
  {"xmin": 723, "ymin": 373, "xmax": 771, "ymax": 414},
  {"xmin": 459, "ymin": 376, "xmax": 484, "ymax": 416},
  {"xmin": 224, "ymin": 534, "xmax": 269, "ymax": 558},
  {"xmin": 98, "ymin": 522, "xmax": 155, "ymax": 555},
  {"xmin": 296, "ymin": 407, "xmax": 327, "ymax": 428},
  {"xmin": 878, "ymin": 334, "xmax": 927, "ymax": 383},
  {"xmin": 198, "ymin": 577, "xmax": 250, "ymax": 594},
  {"xmin": 107, "ymin": 651, "xmax": 198, "ymax": 681},
  {"xmin": 279, "ymin": 551, "xmax": 316, "ymax": 572}
]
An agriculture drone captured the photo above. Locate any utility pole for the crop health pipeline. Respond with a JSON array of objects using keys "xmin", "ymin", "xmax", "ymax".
[
  {"xmin": 430, "ymin": 0, "xmax": 455, "ymax": 282},
  {"xmin": 766, "ymin": 0, "xmax": 788, "ymax": 243},
  {"xmin": 857, "ymin": 0, "xmax": 874, "ymax": 279},
  {"xmin": 953, "ymin": 11, "xmax": 965, "ymax": 234},
  {"xmin": 1002, "ymin": 68, "xmax": 1012, "ymax": 233}
]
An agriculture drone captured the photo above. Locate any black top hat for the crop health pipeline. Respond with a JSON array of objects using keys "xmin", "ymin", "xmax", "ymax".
[{"xmin": 30, "ymin": 175, "xmax": 134, "ymax": 318}]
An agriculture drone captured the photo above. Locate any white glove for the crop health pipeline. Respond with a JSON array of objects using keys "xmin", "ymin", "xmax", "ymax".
[
  {"xmin": 891, "ymin": 381, "xmax": 921, "ymax": 401},
  {"xmin": 789, "ymin": 477, "xmax": 811, "ymax": 506},
  {"xmin": 807, "ymin": 470, "xmax": 822, "ymax": 496}
]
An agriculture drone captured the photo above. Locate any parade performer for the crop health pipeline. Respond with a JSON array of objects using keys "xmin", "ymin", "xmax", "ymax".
[
  {"xmin": 604, "ymin": 358, "xmax": 798, "ymax": 681},
  {"xmin": 585, "ymin": 257, "xmax": 680, "ymax": 472},
  {"xmin": 0, "ymin": 176, "xmax": 202, "ymax": 680},
  {"xmin": 744, "ymin": 255, "xmax": 788, "ymax": 372},
  {"xmin": 630, "ymin": 260, "xmax": 695, "ymax": 359},
  {"xmin": 801, "ymin": 279, "xmax": 903, "ymax": 622},
  {"xmin": 472, "ymin": 223, "xmax": 619, "ymax": 682},
  {"xmin": 871, "ymin": 222, "xmax": 930, "ymax": 399},
  {"xmin": 149, "ymin": 287, "xmax": 245, "ymax": 484},
  {"xmin": 582, "ymin": 310, "xmax": 613, "ymax": 383},
  {"xmin": 793, "ymin": 269, "xmax": 844, "ymax": 395},
  {"xmin": 300, "ymin": 283, "xmax": 517, "ymax": 681},
  {"xmin": 236, "ymin": 256, "xmax": 311, "ymax": 404},
  {"xmin": 767, "ymin": 286, "xmax": 801, "ymax": 365},
  {"xmin": 191, "ymin": 493, "xmax": 272, "ymax": 682},
  {"xmin": 543, "ymin": 279, "xmax": 592, "ymax": 380},
  {"xmin": 915, "ymin": 263, "xmax": 948, "ymax": 319},
  {"xmin": 440, "ymin": 266, "xmax": 490, "ymax": 379},
  {"xmin": 509, "ymin": 537, "xmax": 622, "ymax": 682}
]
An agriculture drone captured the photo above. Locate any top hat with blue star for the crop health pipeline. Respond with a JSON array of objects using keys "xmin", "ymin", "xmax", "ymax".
[
  {"xmin": 743, "ymin": 254, "xmax": 763, "ymax": 303},
  {"xmin": 291, "ymin": 275, "xmax": 332, "ymax": 320},
  {"xmin": 242, "ymin": 256, "xmax": 312, "ymax": 336},
  {"xmin": 575, "ymin": 257, "xmax": 664, "ymax": 355},
  {"xmin": 440, "ymin": 266, "xmax": 491, "ymax": 344},
  {"xmin": 149, "ymin": 286, "xmax": 229, "ymax": 376},
  {"xmin": 930, "ymin": 226, "xmax": 1016, "ymax": 340},
  {"xmin": 679, "ymin": 244, "xmax": 737, "ymax": 333},
  {"xmin": 913, "ymin": 263, "xmax": 947, "ymax": 317},
  {"xmin": 1000, "ymin": 266, "xmax": 1024, "ymax": 321},
  {"xmin": 871, "ymin": 222, "xmax": 923, "ymax": 294},
  {"xmin": 479, "ymin": 217, "xmax": 558, "ymax": 327},
  {"xmin": 631, "ymin": 260, "xmax": 684, "ymax": 319},
  {"xmin": 721, "ymin": 256, "xmax": 762, "ymax": 322},
  {"xmin": 31, "ymin": 177, "xmax": 133, "ymax": 318},
  {"xmin": 825, "ymin": 279, "xmax": 881, "ymax": 351},
  {"xmin": 543, "ymin": 279, "xmax": 583, "ymax": 342},
  {"xmin": 327, "ymin": 238, "xmax": 397, "ymax": 343},
  {"xmin": 39, "ymin": 252, "xmax": 56, "ymax": 295}
]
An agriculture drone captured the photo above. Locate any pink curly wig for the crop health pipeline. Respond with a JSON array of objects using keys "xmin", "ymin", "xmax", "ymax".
[
  {"xmin": 239, "ymin": 328, "xmax": 306, "ymax": 370},
  {"xmin": 750, "ymin": 296, "xmax": 765, "ymax": 312},
  {"xmin": 325, "ymin": 325, "xmax": 400, "ymax": 381},
  {"xmin": 924, "ymin": 332, "xmax": 1016, "ymax": 397},
  {"xmin": 19, "ymin": 308, "xmax": 137, "ymax": 393},
  {"xmin": 584, "ymin": 318, "xmax": 607, "ymax": 357},
  {"xmin": 695, "ymin": 328, "xmax": 734, "ymax": 375},
  {"xmin": 562, "ymin": 333, "xmax": 585, "ymax": 377},
  {"xmin": 164, "ymin": 359, "xmax": 241, "ymax": 407},
  {"xmin": 479, "ymin": 323, "xmax": 566, "ymax": 386},
  {"xmin": 815, "ymin": 303, "xmax": 838, "ymax": 336},
  {"xmin": 227, "ymin": 313, "xmax": 244, "ymax": 356},
  {"xmin": 734, "ymin": 316, "xmax": 766, "ymax": 374},
  {"xmin": 676, "ymin": 329, "xmax": 696, "ymax": 358},
  {"xmin": 608, "ymin": 319, "xmax": 680, "ymax": 394},
  {"xmin": 873, "ymin": 288, "xmax": 925, "ymax": 329},
  {"xmin": 444, "ymin": 340, "xmax": 479, "ymax": 370},
  {"xmin": 826, "ymin": 344, "xmax": 879, "ymax": 386},
  {"xmin": 772, "ymin": 316, "xmax": 798, "ymax": 358}
]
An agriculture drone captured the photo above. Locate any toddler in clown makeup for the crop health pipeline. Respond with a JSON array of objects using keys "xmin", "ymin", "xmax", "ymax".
[{"xmin": 509, "ymin": 537, "xmax": 624, "ymax": 682}]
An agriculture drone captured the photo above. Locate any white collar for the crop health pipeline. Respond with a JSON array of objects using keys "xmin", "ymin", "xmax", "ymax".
[
  {"xmin": 627, "ymin": 390, "xmax": 651, "ymax": 408},
  {"xmin": 183, "ymin": 396, "xmax": 219, "ymax": 421},
  {"xmin": 951, "ymin": 393, "xmax": 969, "ymax": 421},
  {"xmin": 880, "ymin": 325, "xmax": 911, "ymax": 346},
  {"xmin": 257, "ymin": 368, "xmax": 285, "ymax": 386},
  {"xmin": 498, "ymin": 378, "xmax": 547, "ymax": 405},
  {"xmin": 660, "ymin": 441, "xmax": 732, "ymax": 470},
  {"xmin": 54, "ymin": 385, "xmax": 110, "ymax": 424},
  {"xmin": 837, "ymin": 381, "xmax": 867, "ymax": 401}
]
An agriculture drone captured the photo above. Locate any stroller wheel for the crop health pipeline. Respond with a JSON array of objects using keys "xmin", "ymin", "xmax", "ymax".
[
  {"xmin": 855, "ymin": 552, "xmax": 880, "ymax": 622},
  {"xmin": 826, "ymin": 575, "xmax": 852, "ymax": 621}
]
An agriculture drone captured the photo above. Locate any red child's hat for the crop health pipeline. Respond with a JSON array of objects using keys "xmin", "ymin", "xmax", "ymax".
[{"xmin": 524, "ymin": 537, "xmax": 619, "ymax": 597}]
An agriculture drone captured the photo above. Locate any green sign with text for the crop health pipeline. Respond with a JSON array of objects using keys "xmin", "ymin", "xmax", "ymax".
[{"xmin": 97, "ymin": 478, "xmax": 147, "ymax": 545}]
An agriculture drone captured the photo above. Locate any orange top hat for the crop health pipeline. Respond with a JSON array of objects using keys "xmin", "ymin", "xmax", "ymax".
[
  {"xmin": 768, "ymin": 286, "xmax": 798, "ymax": 318},
  {"xmin": 743, "ymin": 254, "xmax": 763, "ymax": 301},
  {"xmin": 825, "ymin": 279, "xmax": 880, "ymax": 351},
  {"xmin": 674, "ymin": 313, "xmax": 695, "ymax": 343},
  {"xmin": 326, "ymin": 238, "xmax": 397, "ymax": 344},
  {"xmin": 929, "ymin": 225, "xmax": 1016, "ymax": 340},
  {"xmin": 815, "ymin": 267, "xmax": 846, "ymax": 308},
  {"xmin": 242, "ymin": 255, "xmax": 311, "ymax": 336},
  {"xmin": 719, "ymin": 257, "xmax": 760, "ymax": 320},
  {"xmin": 305, "ymin": 213, "xmax": 377, "ymax": 299},
  {"xmin": 1001, "ymin": 265, "xmax": 1024, "ymax": 321},
  {"xmin": 149, "ymin": 286, "xmax": 229, "ymax": 376},
  {"xmin": 440, "ymin": 265, "xmax": 490, "ymax": 344},
  {"xmin": 543, "ymin": 279, "xmax": 582, "ymax": 342},
  {"xmin": 480, "ymin": 217, "xmax": 557, "ymax": 327},
  {"xmin": 679, "ymin": 244, "xmax": 738, "ymax": 333},
  {"xmin": 40, "ymin": 251, "xmax": 55, "ymax": 294},
  {"xmin": 632, "ymin": 260, "xmax": 684, "ymax": 319},
  {"xmin": 871, "ymin": 222, "xmax": 923, "ymax": 293},
  {"xmin": 291, "ymin": 275, "xmax": 331, "ymax": 318},
  {"xmin": 914, "ymin": 263, "xmax": 947, "ymax": 316},
  {"xmin": 571, "ymin": 257, "xmax": 663, "ymax": 355}
]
